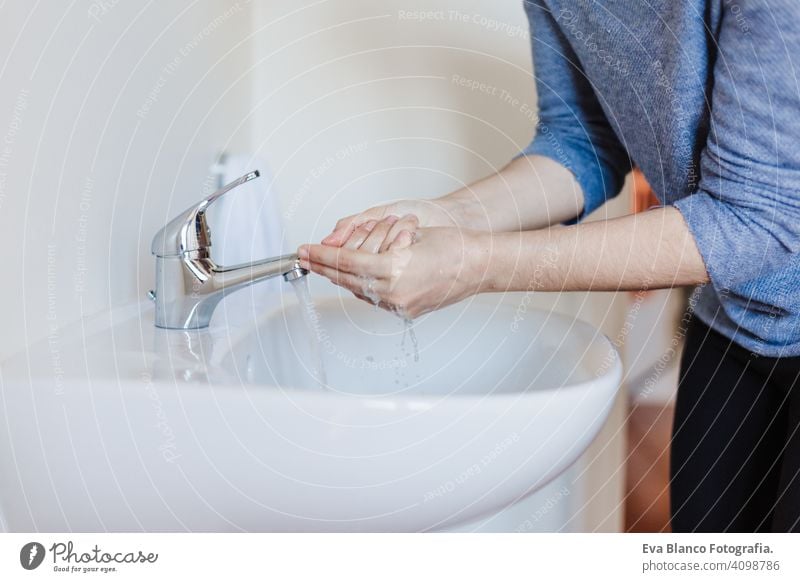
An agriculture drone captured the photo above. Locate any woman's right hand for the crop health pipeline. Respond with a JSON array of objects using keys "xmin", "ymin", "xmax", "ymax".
[{"xmin": 321, "ymin": 198, "xmax": 462, "ymax": 252}]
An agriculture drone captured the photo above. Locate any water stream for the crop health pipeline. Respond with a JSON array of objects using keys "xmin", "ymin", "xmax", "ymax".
[
  {"xmin": 358, "ymin": 275, "xmax": 421, "ymax": 369},
  {"xmin": 291, "ymin": 274, "xmax": 421, "ymax": 391},
  {"xmin": 400, "ymin": 317, "xmax": 420, "ymax": 363},
  {"xmin": 289, "ymin": 276, "xmax": 328, "ymax": 389}
]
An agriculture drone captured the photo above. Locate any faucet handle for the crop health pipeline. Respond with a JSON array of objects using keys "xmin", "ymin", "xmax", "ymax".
[{"xmin": 151, "ymin": 170, "xmax": 260, "ymax": 258}]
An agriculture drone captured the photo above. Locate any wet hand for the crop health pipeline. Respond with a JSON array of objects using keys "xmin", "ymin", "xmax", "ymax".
[
  {"xmin": 298, "ymin": 227, "xmax": 489, "ymax": 319},
  {"xmin": 321, "ymin": 199, "xmax": 459, "ymax": 251},
  {"xmin": 338, "ymin": 214, "xmax": 421, "ymax": 253}
]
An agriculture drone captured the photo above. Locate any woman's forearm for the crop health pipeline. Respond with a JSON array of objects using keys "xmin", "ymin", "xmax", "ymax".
[
  {"xmin": 439, "ymin": 155, "xmax": 585, "ymax": 232},
  {"xmin": 477, "ymin": 205, "xmax": 709, "ymax": 293},
  {"xmin": 298, "ymin": 206, "xmax": 708, "ymax": 319},
  {"xmin": 321, "ymin": 154, "xmax": 584, "ymax": 247}
]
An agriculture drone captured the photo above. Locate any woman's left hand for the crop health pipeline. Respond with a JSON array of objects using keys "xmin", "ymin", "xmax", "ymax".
[{"xmin": 298, "ymin": 227, "xmax": 490, "ymax": 318}]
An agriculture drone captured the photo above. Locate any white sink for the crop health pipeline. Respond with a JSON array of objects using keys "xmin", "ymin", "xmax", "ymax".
[{"xmin": 0, "ymin": 291, "xmax": 621, "ymax": 532}]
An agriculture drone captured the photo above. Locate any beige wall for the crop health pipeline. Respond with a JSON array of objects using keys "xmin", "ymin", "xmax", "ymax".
[
  {"xmin": 251, "ymin": 0, "xmax": 538, "ymax": 247},
  {"xmin": 1, "ymin": 0, "xmax": 632, "ymax": 531}
]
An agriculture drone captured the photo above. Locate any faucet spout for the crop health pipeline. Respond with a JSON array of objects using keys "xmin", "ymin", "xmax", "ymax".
[
  {"xmin": 150, "ymin": 171, "xmax": 308, "ymax": 330},
  {"xmin": 215, "ymin": 254, "xmax": 304, "ymax": 288}
]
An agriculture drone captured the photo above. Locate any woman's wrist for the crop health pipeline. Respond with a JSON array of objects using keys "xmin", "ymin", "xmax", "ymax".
[
  {"xmin": 437, "ymin": 156, "xmax": 587, "ymax": 234},
  {"xmin": 465, "ymin": 230, "xmax": 498, "ymax": 295},
  {"xmin": 436, "ymin": 191, "xmax": 490, "ymax": 231},
  {"xmin": 469, "ymin": 230, "xmax": 563, "ymax": 296}
]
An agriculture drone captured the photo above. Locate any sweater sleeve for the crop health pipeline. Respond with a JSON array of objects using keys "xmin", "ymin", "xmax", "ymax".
[
  {"xmin": 672, "ymin": 1, "xmax": 800, "ymax": 300},
  {"xmin": 518, "ymin": 1, "xmax": 631, "ymax": 223}
]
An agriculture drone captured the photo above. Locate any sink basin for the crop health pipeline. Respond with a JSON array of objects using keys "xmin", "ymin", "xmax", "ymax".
[{"xmin": 0, "ymin": 292, "xmax": 621, "ymax": 532}]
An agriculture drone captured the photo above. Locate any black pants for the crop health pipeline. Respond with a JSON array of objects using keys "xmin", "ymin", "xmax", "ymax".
[{"xmin": 670, "ymin": 315, "xmax": 800, "ymax": 532}]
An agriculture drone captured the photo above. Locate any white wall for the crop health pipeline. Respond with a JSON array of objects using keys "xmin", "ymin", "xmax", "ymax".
[
  {"xmin": 252, "ymin": 0, "xmax": 537, "ymax": 248},
  {"xmin": 0, "ymin": 1, "xmax": 254, "ymax": 358}
]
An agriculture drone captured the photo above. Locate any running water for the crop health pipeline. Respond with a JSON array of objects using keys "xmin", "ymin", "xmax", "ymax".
[
  {"xmin": 293, "ymin": 274, "xmax": 420, "ymax": 390},
  {"xmin": 289, "ymin": 276, "xmax": 328, "ymax": 389},
  {"xmin": 358, "ymin": 275, "xmax": 421, "ymax": 360},
  {"xmin": 357, "ymin": 277, "xmax": 421, "ymax": 385},
  {"xmin": 400, "ymin": 316, "xmax": 420, "ymax": 363},
  {"xmin": 394, "ymin": 315, "xmax": 421, "ymax": 389}
]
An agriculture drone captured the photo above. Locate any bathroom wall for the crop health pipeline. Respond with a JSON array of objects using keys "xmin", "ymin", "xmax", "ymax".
[
  {"xmin": 250, "ymin": 0, "xmax": 631, "ymax": 531},
  {"xmin": 251, "ymin": 0, "xmax": 542, "ymax": 248},
  {"xmin": 1, "ymin": 0, "xmax": 631, "ymax": 531},
  {"xmin": 0, "ymin": 1, "xmax": 254, "ymax": 359}
]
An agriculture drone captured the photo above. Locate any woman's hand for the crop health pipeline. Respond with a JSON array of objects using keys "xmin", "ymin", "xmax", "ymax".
[
  {"xmin": 321, "ymin": 198, "xmax": 465, "ymax": 251},
  {"xmin": 299, "ymin": 227, "xmax": 489, "ymax": 319},
  {"xmin": 322, "ymin": 155, "xmax": 589, "ymax": 252},
  {"xmin": 335, "ymin": 214, "xmax": 417, "ymax": 254}
]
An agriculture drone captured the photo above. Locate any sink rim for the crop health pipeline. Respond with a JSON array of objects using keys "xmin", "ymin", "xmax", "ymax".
[{"xmin": 0, "ymin": 294, "xmax": 623, "ymax": 401}]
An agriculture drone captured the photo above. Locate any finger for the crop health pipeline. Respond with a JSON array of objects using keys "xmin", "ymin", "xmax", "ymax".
[
  {"xmin": 302, "ymin": 261, "xmax": 387, "ymax": 298},
  {"xmin": 355, "ymin": 294, "xmax": 394, "ymax": 310},
  {"xmin": 388, "ymin": 229, "xmax": 415, "ymax": 250},
  {"xmin": 342, "ymin": 220, "xmax": 377, "ymax": 250},
  {"xmin": 298, "ymin": 245, "xmax": 390, "ymax": 278},
  {"xmin": 380, "ymin": 214, "xmax": 419, "ymax": 252},
  {"xmin": 322, "ymin": 207, "xmax": 388, "ymax": 246},
  {"xmin": 352, "ymin": 290, "xmax": 391, "ymax": 309},
  {"xmin": 360, "ymin": 215, "xmax": 399, "ymax": 254},
  {"xmin": 320, "ymin": 214, "xmax": 357, "ymax": 247}
]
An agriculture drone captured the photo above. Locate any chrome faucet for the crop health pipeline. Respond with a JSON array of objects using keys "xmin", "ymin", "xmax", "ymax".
[{"xmin": 149, "ymin": 170, "xmax": 307, "ymax": 329}]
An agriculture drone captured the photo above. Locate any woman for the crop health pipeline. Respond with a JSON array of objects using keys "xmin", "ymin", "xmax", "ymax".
[{"xmin": 298, "ymin": 1, "xmax": 800, "ymax": 532}]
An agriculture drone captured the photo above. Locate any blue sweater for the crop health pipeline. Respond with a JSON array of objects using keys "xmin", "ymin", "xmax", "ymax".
[{"xmin": 521, "ymin": 0, "xmax": 800, "ymax": 357}]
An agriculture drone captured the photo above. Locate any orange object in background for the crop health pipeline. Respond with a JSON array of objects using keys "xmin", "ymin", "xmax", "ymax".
[
  {"xmin": 631, "ymin": 167, "xmax": 660, "ymax": 214},
  {"xmin": 624, "ymin": 167, "xmax": 675, "ymax": 533},
  {"xmin": 626, "ymin": 403, "xmax": 673, "ymax": 532}
]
